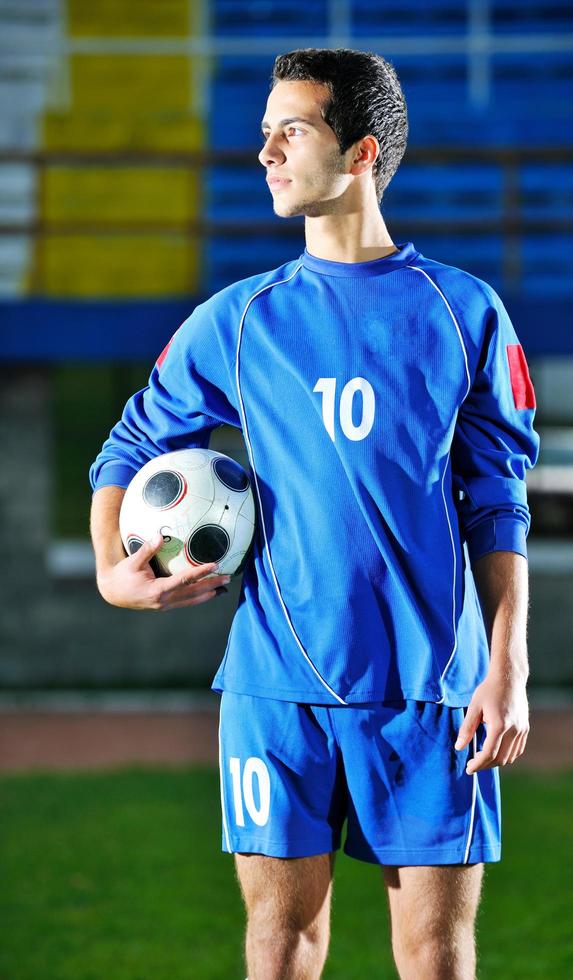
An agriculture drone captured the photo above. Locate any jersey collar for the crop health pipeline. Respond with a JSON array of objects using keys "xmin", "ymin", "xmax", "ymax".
[{"xmin": 301, "ymin": 241, "xmax": 420, "ymax": 277}]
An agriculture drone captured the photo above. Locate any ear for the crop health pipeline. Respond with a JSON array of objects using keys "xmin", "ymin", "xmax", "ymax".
[{"xmin": 350, "ymin": 135, "xmax": 380, "ymax": 174}]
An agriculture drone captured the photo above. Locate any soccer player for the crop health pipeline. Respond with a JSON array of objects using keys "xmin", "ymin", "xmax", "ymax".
[{"xmin": 90, "ymin": 48, "xmax": 540, "ymax": 979}]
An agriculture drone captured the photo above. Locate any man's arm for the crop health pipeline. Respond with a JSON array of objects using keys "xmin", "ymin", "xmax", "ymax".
[
  {"xmin": 89, "ymin": 297, "xmax": 241, "ymax": 611},
  {"xmin": 454, "ymin": 550, "xmax": 530, "ymax": 773},
  {"xmin": 91, "ymin": 485, "xmax": 231, "ymax": 611},
  {"xmin": 448, "ymin": 281, "xmax": 540, "ymax": 772}
]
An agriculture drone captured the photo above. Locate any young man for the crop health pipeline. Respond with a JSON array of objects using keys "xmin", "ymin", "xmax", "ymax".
[{"xmin": 90, "ymin": 48, "xmax": 540, "ymax": 979}]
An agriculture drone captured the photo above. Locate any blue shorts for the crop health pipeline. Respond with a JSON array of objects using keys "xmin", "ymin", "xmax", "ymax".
[{"xmin": 218, "ymin": 693, "xmax": 501, "ymax": 866}]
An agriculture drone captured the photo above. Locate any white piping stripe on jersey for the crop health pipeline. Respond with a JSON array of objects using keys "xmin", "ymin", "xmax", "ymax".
[
  {"xmin": 406, "ymin": 265, "xmax": 472, "ymax": 400},
  {"xmin": 406, "ymin": 265, "xmax": 472, "ymax": 702},
  {"xmin": 438, "ymin": 453, "xmax": 458, "ymax": 693},
  {"xmin": 218, "ymin": 706, "xmax": 232, "ymax": 853},
  {"xmin": 234, "ymin": 263, "xmax": 348, "ymax": 706},
  {"xmin": 463, "ymin": 732, "xmax": 479, "ymax": 864}
]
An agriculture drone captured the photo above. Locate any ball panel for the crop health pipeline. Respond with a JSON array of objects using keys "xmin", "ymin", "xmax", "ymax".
[
  {"xmin": 126, "ymin": 535, "xmax": 144, "ymax": 555},
  {"xmin": 186, "ymin": 524, "xmax": 230, "ymax": 564},
  {"xmin": 238, "ymin": 493, "xmax": 256, "ymax": 525},
  {"xmin": 213, "ymin": 456, "xmax": 250, "ymax": 492},
  {"xmin": 142, "ymin": 470, "xmax": 186, "ymax": 510},
  {"xmin": 221, "ymin": 547, "xmax": 253, "ymax": 578},
  {"xmin": 157, "ymin": 530, "xmax": 185, "ymax": 562}
]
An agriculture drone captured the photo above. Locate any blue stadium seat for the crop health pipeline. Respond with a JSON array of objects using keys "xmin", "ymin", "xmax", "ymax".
[
  {"xmin": 206, "ymin": 167, "xmax": 270, "ymax": 221},
  {"xmin": 492, "ymin": 53, "xmax": 573, "ymax": 110},
  {"xmin": 521, "ymin": 166, "xmax": 573, "ymax": 221},
  {"xmin": 352, "ymin": 1, "xmax": 467, "ymax": 37},
  {"xmin": 205, "ymin": 233, "xmax": 304, "ymax": 293},
  {"xmin": 521, "ymin": 235, "xmax": 573, "ymax": 297},
  {"xmin": 491, "ymin": 0, "xmax": 573, "ymax": 35},
  {"xmin": 385, "ymin": 164, "xmax": 503, "ymax": 221},
  {"xmin": 212, "ymin": 0, "xmax": 328, "ymax": 36},
  {"xmin": 210, "ymin": 57, "xmax": 270, "ymax": 150}
]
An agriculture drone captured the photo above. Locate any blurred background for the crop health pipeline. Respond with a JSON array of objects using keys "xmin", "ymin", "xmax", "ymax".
[
  {"xmin": 0, "ymin": 0, "xmax": 571, "ymax": 697},
  {"xmin": 1, "ymin": 4, "xmax": 572, "ymax": 979}
]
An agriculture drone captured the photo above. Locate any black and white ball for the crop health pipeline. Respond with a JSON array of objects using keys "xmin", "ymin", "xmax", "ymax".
[{"xmin": 119, "ymin": 449, "xmax": 255, "ymax": 577}]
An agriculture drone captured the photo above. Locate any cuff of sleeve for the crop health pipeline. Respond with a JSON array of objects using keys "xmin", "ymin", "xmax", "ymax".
[
  {"xmin": 92, "ymin": 462, "xmax": 139, "ymax": 492},
  {"xmin": 465, "ymin": 516, "xmax": 528, "ymax": 565}
]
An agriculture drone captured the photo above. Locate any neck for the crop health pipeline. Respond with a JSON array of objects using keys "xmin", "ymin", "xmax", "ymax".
[{"xmin": 304, "ymin": 208, "xmax": 396, "ymax": 264}]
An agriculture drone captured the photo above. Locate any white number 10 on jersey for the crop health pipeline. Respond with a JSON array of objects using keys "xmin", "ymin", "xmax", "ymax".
[{"xmin": 313, "ymin": 377, "xmax": 375, "ymax": 442}]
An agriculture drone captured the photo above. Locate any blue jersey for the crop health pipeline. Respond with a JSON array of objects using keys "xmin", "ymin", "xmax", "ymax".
[{"xmin": 90, "ymin": 241, "xmax": 540, "ymax": 707}]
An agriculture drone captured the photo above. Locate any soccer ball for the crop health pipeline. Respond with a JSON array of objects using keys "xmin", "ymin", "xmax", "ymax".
[{"xmin": 119, "ymin": 448, "xmax": 256, "ymax": 577}]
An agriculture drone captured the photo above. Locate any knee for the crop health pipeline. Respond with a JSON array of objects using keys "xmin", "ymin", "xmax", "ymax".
[
  {"xmin": 237, "ymin": 853, "xmax": 333, "ymax": 976},
  {"xmin": 250, "ymin": 901, "xmax": 329, "ymax": 952},
  {"xmin": 291, "ymin": 919, "xmax": 330, "ymax": 965},
  {"xmin": 247, "ymin": 902, "xmax": 330, "ymax": 977},
  {"xmin": 392, "ymin": 923, "xmax": 475, "ymax": 978}
]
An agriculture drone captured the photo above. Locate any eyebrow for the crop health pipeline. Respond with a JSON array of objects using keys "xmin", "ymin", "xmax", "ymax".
[{"xmin": 260, "ymin": 116, "xmax": 317, "ymax": 131}]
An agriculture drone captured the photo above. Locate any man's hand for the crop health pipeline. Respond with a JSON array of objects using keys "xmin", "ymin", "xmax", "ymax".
[
  {"xmin": 90, "ymin": 486, "xmax": 232, "ymax": 612},
  {"xmin": 454, "ymin": 670, "xmax": 530, "ymax": 775},
  {"xmin": 456, "ymin": 550, "xmax": 531, "ymax": 775},
  {"xmin": 97, "ymin": 531, "xmax": 232, "ymax": 612}
]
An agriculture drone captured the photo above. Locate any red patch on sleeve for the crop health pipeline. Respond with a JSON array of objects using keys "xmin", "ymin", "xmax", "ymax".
[
  {"xmin": 156, "ymin": 335, "xmax": 174, "ymax": 371},
  {"xmin": 506, "ymin": 344, "xmax": 536, "ymax": 409}
]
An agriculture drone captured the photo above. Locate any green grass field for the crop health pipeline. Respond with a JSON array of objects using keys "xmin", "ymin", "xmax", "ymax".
[{"xmin": 1, "ymin": 768, "xmax": 572, "ymax": 979}]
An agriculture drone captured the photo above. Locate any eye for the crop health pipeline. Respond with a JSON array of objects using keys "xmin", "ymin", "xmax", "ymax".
[{"xmin": 260, "ymin": 127, "xmax": 305, "ymax": 143}]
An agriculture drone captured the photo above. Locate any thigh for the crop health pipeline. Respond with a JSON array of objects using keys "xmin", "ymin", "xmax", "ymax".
[
  {"xmin": 218, "ymin": 693, "xmax": 347, "ymax": 858},
  {"xmin": 383, "ymin": 863, "xmax": 484, "ymax": 939},
  {"xmin": 235, "ymin": 852, "xmax": 335, "ymax": 928}
]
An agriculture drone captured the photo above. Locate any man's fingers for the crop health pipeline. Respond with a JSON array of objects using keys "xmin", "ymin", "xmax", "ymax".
[
  {"xmin": 508, "ymin": 728, "xmax": 529, "ymax": 765},
  {"xmin": 500, "ymin": 731, "xmax": 522, "ymax": 766},
  {"xmin": 160, "ymin": 586, "xmax": 229, "ymax": 611},
  {"xmin": 129, "ymin": 532, "xmax": 165, "ymax": 569},
  {"xmin": 165, "ymin": 570, "xmax": 230, "ymax": 602},
  {"xmin": 465, "ymin": 724, "xmax": 505, "ymax": 774},
  {"xmin": 169, "ymin": 563, "xmax": 220, "ymax": 589},
  {"xmin": 455, "ymin": 703, "xmax": 482, "ymax": 751},
  {"xmin": 154, "ymin": 574, "xmax": 230, "ymax": 610},
  {"xmin": 491, "ymin": 729, "xmax": 519, "ymax": 767},
  {"xmin": 466, "ymin": 722, "xmax": 530, "ymax": 773},
  {"xmin": 518, "ymin": 728, "xmax": 530, "ymax": 758}
]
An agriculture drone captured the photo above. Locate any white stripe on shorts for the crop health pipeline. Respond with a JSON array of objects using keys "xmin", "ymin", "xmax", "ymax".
[
  {"xmin": 463, "ymin": 731, "xmax": 478, "ymax": 864},
  {"xmin": 218, "ymin": 705, "xmax": 232, "ymax": 853}
]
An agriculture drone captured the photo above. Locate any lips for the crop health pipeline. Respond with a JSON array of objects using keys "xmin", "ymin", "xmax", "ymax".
[{"xmin": 267, "ymin": 176, "xmax": 292, "ymax": 189}]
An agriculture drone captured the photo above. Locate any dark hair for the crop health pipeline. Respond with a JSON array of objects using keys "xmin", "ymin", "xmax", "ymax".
[{"xmin": 271, "ymin": 48, "xmax": 408, "ymax": 203}]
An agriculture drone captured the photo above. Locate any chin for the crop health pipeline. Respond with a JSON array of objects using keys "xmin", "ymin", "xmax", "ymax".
[
  {"xmin": 274, "ymin": 193, "xmax": 341, "ymax": 218},
  {"xmin": 272, "ymin": 199, "xmax": 300, "ymax": 217},
  {"xmin": 273, "ymin": 199, "xmax": 314, "ymax": 218}
]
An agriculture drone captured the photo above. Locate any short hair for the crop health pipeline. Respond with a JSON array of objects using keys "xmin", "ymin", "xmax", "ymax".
[{"xmin": 271, "ymin": 48, "xmax": 408, "ymax": 203}]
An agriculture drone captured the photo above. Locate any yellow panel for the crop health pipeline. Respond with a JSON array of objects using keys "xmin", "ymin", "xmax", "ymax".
[
  {"xmin": 37, "ymin": 235, "xmax": 201, "ymax": 297},
  {"xmin": 68, "ymin": 0, "xmax": 191, "ymax": 37},
  {"xmin": 68, "ymin": 55, "xmax": 191, "ymax": 111},
  {"xmin": 43, "ymin": 167, "xmax": 201, "ymax": 223},
  {"xmin": 43, "ymin": 111, "xmax": 205, "ymax": 151}
]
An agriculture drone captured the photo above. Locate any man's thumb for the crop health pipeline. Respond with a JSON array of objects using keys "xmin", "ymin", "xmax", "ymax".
[
  {"xmin": 455, "ymin": 704, "xmax": 481, "ymax": 750},
  {"xmin": 146, "ymin": 532, "xmax": 165, "ymax": 552},
  {"xmin": 132, "ymin": 532, "xmax": 164, "ymax": 562}
]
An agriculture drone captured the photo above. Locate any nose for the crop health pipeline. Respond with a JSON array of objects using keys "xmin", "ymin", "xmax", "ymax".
[{"xmin": 258, "ymin": 133, "xmax": 285, "ymax": 168}]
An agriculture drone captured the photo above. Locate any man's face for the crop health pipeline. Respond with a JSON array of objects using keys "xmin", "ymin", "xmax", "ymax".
[{"xmin": 258, "ymin": 79, "xmax": 351, "ymax": 217}]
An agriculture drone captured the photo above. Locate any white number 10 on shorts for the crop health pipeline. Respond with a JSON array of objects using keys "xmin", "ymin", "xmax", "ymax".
[{"xmin": 229, "ymin": 756, "xmax": 271, "ymax": 827}]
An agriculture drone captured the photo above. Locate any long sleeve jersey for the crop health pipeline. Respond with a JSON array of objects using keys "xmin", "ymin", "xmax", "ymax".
[{"xmin": 90, "ymin": 241, "xmax": 540, "ymax": 707}]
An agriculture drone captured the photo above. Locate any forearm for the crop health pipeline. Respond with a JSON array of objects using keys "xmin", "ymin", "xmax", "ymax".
[
  {"xmin": 471, "ymin": 549, "xmax": 529, "ymax": 682},
  {"xmin": 90, "ymin": 485, "xmax": 127, "ymax": 582}
]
